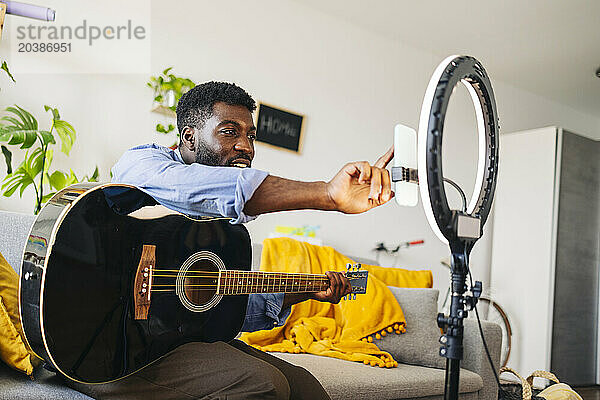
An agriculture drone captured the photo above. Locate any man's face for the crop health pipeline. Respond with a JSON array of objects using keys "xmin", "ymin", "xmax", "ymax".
[{"xmin": 193, "ymin": 101, "xmax": 256, "ymax": 168}]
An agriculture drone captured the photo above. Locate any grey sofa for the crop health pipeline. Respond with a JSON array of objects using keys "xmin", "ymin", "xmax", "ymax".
[{"xmin": 0, "ymin": 210, "xmax": 501, "ymax": 400}]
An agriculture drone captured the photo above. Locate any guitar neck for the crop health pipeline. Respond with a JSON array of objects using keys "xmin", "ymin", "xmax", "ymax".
[{"xmin": 217, "ymin": 271, "xmax": 329, "ymax": 295}]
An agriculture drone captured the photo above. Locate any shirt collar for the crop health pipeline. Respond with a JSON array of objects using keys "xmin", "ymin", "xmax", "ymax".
[{"xmin": 173, "ymin": 147, "xmax": 184, "ymax": 163}]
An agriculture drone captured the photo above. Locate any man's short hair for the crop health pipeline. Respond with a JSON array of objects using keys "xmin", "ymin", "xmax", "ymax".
[{"xmin": 176, "ymin": 81, "xmax": 256, "ymax": 134}]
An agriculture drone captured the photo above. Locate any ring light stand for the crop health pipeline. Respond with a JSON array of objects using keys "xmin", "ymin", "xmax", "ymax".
[{"xmin": 396, "ymin": 55, "xmax": 499, "ymax": 400}]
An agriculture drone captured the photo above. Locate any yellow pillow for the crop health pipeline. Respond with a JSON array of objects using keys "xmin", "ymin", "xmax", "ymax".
[
  {"xmin": 0, "ymin": 251, "xmax": 38, "ymax": 375},
  {"xmin": 0, "ymin": 296, "xmax": 34, "ymax": 375}
]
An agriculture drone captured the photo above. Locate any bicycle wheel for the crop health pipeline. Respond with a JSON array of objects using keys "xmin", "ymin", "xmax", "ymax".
[{"xmin": 469, "ymin": 296, "xmax": 512, "ymax": 368}]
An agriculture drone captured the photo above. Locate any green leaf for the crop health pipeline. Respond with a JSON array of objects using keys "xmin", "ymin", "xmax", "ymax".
[
  {"xmin": 2, "ymin": 177, "xmax": 22, "ymax": 197},
  {"xmin": 17, "ymin": 105, "xmax": 38, "ymax": 130},
  {"xmin": 156, "ymin": 123, "xmax": 167, "ymax": 133},
  {"xmin": 27, "ymin": 147, "xmax": 45, "ymax": 178},
  {"xmin": 1, "ymin": 116, "xmax": 25, "ymax": 129},
  {"xmin": 0, "ymin": 130, "xmax": 11, "ymax": 142},
  {"xmin": 65, "ymin": 169, "xmax": 79, "ymax": 186},
  {"xmin": 6, "ymin": 106, "xmax": 38, "ymax": 130},
  {"xmin": 44, "ymin": 105, "xmax": 60, "ymax": 121},
  {"xmin": 53, "ymin": 119, "xmax": 76, "ymax": 155},
  {"xmin": 19, "ymin": 177, "xmax": 33, "ymax": 197},
  {"xmin": 48, "ymin": 170, "xmax": 67, "ymax": 190},
  {"xmin": 43, "ymin": 148, "xmax": 53, "ymax": 174},
  {"xmin": 1, "ymin": 145, "xmax": 12, "ymax": 174},
  {"xmin": 1, "ymin": 155, "xmax": 35, "ymax": 198},
  {"xmin": 39, "ymin": 130, "xmax": 56, "ymax": 146},
  {"xmin": 1, "ymin": 61, "xmax": 16, "ymax": 83},
  {"xmin": 154, "ymin": 95, "xmax": 164, "ymax": 103},
  {"xmin": 89, "ymin": 166, "xmax": 99, "ymax": 182},
  {"xmin": 0, "ymin": 105, "xmax": 40, "ymax": 148},
  {"xmin": 6, "ymin": 129, "xmax": 38, "ymax": 149}
]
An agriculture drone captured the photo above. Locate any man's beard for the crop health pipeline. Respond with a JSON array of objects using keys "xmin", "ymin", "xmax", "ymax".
[
  {"xmin": 193, "ymin": 138, "xmax": 252, "ymax": 167},
  {"xmin": 194, "ymin": 139, "xmax": 224, "ymax": 166}
]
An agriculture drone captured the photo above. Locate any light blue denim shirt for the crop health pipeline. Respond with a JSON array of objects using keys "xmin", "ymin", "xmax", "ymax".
[{"xmin": 111, "ymin": 143, "xmax": 291, "ymax": 332}]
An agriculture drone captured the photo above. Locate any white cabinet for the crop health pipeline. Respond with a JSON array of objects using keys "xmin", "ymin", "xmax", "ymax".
[{"xmin": 490, "ymin": 127, "xmax": 599, "ymax": 385}]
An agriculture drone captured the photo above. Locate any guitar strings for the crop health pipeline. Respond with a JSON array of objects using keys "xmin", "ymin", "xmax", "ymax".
[
  {"xmin": 152, "ymin": 283, "xmax": 328, "ymax": 288},
  {"xmin": 150, "ymin": 288, "xmax": 325, "ymax": 293},
  {"xmin": 151, "ymin": 275, "xmax": 329, "ymax": 281},
  {"xmin": 150, "ymin": 268, "xmax": 327, "ymax": 277},
  {"xmin": 146, "ymin": 269, "xmax": 330, "ymax": 295},
  {"xmin": 149, "ymin": 270, "xmax": 330, "ymax": 281}
]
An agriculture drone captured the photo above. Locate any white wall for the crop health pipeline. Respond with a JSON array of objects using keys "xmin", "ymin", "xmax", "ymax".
[{"xmin": 1, "ymin": 0, "xmax": 599, "ymax": 297}]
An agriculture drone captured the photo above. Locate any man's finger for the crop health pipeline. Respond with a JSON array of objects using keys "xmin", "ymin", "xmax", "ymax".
[
  {"xmin": 374, "ymin": 146, "xmax": 394, "ymax": 168},
  {"xmin": 344, "ymin": 274, "xmax": 352, "ymax": 296},
  {"xmin": 332, "ymin": 272, "xmax": 343, "ymax": 300},
  {"xmin": 345, "ymin": 162, "xmax": 372, "ymax": 184},
  {"xmin": 380, "ymin": 168, "xmax": 392, "ymax": 203},
  {"xmin": 326, "ymin": 271, "xmax": 338, "ymax": 299},
  {"xmin": 369, "ymin": 167, "xmax": 383, "ymax": 203}
]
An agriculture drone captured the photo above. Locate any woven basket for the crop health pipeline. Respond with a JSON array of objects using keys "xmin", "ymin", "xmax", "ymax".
[{"xmin": 499, "ymin": 367, "xmax": 560, "ymax": 400}]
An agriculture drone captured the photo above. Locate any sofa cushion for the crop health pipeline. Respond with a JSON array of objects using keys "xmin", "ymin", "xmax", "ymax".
[
  {"xmin": 0, "ymin": 211, "xmax": 36, "ymax": 274},
  {"xmin": 377, "ymin": 287, "xmax": 446, "ymax": 369},
  {"xmin": 273, "ymin": 352, "xmax": 482, "ymax": 400},
  {"xmin": 0, "ymin": 361, "xmax": 92, "ymax": 400}
]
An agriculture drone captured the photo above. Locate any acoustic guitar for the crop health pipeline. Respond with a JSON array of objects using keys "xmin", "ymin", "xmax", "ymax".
[{"xmin": 19, "ymin": 183, "xmax": 368, "ymax": 384}]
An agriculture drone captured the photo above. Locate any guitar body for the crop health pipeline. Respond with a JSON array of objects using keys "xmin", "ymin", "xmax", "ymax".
[{"xmin": 19, "ymin": 183, "xmax": 251, "ymax": 384}]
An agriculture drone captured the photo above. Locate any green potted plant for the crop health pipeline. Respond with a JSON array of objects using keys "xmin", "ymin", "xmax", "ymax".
[
  {"xmin": 0, "ymin": 60, "xmax": 99, "ymax": 214},
  {"xmin": 147, "ymin": 67, "xmax": 195, "ymax": 138}
]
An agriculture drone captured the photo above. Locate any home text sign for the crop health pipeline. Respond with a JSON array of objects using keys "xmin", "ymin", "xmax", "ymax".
[{"xmin": 256, "ymin": 104, "xmax": 304, "ymax": 152}]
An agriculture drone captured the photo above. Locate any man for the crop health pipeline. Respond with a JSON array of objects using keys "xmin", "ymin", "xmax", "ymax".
[{"xmin": 68, "ymin": 82, "xmax": 394, "ymax": 400}]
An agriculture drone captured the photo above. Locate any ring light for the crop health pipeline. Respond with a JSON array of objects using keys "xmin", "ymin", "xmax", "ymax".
[
  {"xmin": 417, "ymin": 55, "xmax": 499, "ymax": 246},
  {"xmin": 409, "ymin": 55, "xmax": 500, "ymax": 400}
]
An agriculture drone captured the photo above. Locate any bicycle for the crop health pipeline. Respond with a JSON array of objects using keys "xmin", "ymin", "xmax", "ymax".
[{"xmin": 440, "ymin": 259, "xmax": 513, "ymax": 368}]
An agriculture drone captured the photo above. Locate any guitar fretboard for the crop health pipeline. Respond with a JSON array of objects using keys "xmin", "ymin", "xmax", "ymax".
[{"xmin": 217, "ymin": 271, "xmax": 330, "ymax": 295}]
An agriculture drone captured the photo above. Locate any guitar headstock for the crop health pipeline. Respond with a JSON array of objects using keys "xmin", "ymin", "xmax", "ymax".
[{"xmin": 344, "ymin": 263, "xmax": 368, "ymax": 300}]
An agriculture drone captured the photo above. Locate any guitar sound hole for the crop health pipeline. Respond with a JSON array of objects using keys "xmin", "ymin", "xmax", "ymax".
[{"xmin": 183, "ymin": 260, "xmax": 218, "ymax": 306}]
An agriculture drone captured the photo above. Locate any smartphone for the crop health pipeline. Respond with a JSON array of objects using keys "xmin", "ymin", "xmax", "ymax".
[{"xmin": 394, "ymin": 123, "xmax": 418, "ymax": 206}]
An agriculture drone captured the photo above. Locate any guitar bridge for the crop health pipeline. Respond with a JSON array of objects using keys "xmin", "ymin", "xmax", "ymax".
[{"xmin": 134, "ymin": 245, "xmax": 155, "ymax": 320}]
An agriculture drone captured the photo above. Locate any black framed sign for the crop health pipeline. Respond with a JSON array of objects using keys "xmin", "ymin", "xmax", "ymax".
[{"xmin": 256, "ymin": 103, "xmax": 304, "ymax": 152}]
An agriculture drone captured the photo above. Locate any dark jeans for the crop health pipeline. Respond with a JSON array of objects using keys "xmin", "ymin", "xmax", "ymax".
[{"xmin": 66, "ymin": 340, "xmax": 331, "ymax": 400}]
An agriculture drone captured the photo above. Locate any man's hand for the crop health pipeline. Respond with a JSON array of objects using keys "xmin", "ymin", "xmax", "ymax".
[
  {"xmin": 326, "ymin": 147, "xmax": 394, "ymax": 214},
  {"xmin": 282, "ymin": 271, "xmax": 353, "ymax": 309},
  {"xmin": 312, "ymin": 271, "xmax": 353, "ymax": 304}
]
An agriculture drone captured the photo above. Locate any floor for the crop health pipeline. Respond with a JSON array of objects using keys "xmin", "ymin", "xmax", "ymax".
[{"xmin": 573, "ymin": 386, "xmax": 600, "ymax": 400}]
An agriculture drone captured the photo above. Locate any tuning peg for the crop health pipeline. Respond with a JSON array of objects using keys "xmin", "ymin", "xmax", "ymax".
[
  {"xmin": 343, "ymin": 295, "xmax": 347, "ymax": 301},
  {"xmin": 356, "ymin": 264, "xmax": 361, "ymax": 270},
  {"xmin": 346, "ymin": 263, "xmax": 352, "ymax": 271},
  {"xmin": 353, "ymin": 293, "xmax": 357, "ymax": 300}
]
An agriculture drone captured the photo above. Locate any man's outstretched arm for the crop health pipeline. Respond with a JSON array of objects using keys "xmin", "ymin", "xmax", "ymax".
[
  {"xmin": 245, "ymin": 147, "xmax": 395, "ymax": 312},
  {"xmin": 244, "ymin": 147, "xmax": 394, "ymax": 216}
]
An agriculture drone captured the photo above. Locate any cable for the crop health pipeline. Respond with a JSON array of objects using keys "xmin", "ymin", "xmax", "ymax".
[
  {"xmin": 443, "ymin": 178, "xmax": 467, "ymax": 212},
  {"xmin": 465, "ymin": 253, "xmax": 501, "ymax": 389}
]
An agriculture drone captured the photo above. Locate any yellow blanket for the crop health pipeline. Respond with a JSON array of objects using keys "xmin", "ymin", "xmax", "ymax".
[{"xmin": 240, "ymin": 238, "xmax": 433, "ymax": 368}]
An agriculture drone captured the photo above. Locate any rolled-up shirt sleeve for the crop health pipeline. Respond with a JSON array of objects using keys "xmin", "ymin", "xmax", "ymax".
[
  {"xmin": 111, "ymin": 144, "xmax": 269, "ymax": 223},
  {"xmin": 241, "ymin": 293, "xmax": 292, "ymax": 332}
]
